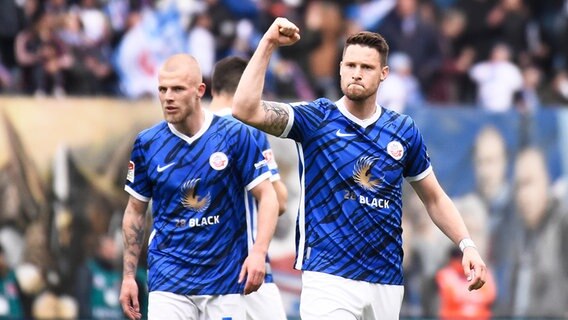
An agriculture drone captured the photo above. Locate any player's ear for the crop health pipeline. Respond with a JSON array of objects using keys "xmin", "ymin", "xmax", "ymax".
[
  {"xmin": 197, "ymin": 83, "xmax": 206, "ymax": 98},
  {"xmin": 380, "ymin": 66, "xmax": 389, "ymax": 81}
]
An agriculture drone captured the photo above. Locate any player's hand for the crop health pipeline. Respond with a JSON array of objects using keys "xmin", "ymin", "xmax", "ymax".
[
  {"xmin": 119, "ymin": 277, "xmax": 142, "ymax": 320},
  {"xmin": 264, "ymin": 17, "xmax": 301, "ymax": 47},
  {"xmin": 462, "ymin": 246, "xmax": 487, "ymax": 291},
  {"xmin": 238, "ymin": 250, "xmax": 267, "ymax": 294}
]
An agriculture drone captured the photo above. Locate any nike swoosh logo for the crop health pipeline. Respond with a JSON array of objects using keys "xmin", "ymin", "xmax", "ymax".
[
  {"xmin": 336, "ymin": 129, "xmax": 356, "ymax": 137},
  {"xmin": 157, "ymin": 162, "xmax": 176, "ymax": 172}
]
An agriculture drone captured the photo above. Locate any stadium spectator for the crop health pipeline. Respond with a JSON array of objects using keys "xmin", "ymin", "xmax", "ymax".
[
  {"xmin": 469, "ymin": 43, "xmax": 523, "ymax": 112},
  {"xmin": 376, "ymin": 51, "xmax": 422, "ymax": 113},
  {"xmin": 0, "ymin": 244, "xmax": 24, "ymax": 319},
  {"xmin": 493, "ymin": 0, "xmax": 532, "ymax": 66},
  {"xmin": 515, "ymin": 65, "xmax": 543, "ymax": 113},
  {"xmin": 511, "ymin": 147, "xmax": 568, "ymax": 318},
  {"xmin": 306, "ymin": 0, "xmax": 344, "ymax": 100},
  {"xmin": 467, "ymin": 125, "xmax": 518, "ymax": 315},
  {"xmin": 436, "ymin": 195, "xmax": 496, "ymax": 320},
  {"xmin": 75, "ymin": 235, "xmax": 123, "ymax": 319},
  {"xmin": 187, "ymin": 12, "xmax": 215, "ymax": 84},
  {"xmin": 436, "ymin": 249, "xmax": 497, "ymax": 320},
  {"xmin": 429, "ymin": 8, "xmax": 475, "ymax": 103},
  {"xmin": 378, "ymin": 0, "xmax": 443, "ymax": 95},
  {"xmin": 14, "ymin": 12, "xmax": 72, "ymax": 97},
  {"xmin": 0, "ymin": 0, "xmax": 24, "ymax": 91}
]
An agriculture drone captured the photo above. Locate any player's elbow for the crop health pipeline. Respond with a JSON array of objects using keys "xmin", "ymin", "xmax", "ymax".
[
  {"xmin": 231, "ymin": 108, "xmax": 247, "ymax": 123},
  {"xmin": 277, "ymin": 201, "xmax": 287, "ymax": 216},
  {"xmin": 231, "ymin": 105, "xmax": 253, "ymax": 125},
  {"xmin": 274, "ymin": 181, "xmax": 288, "ymax": 216},
  {"xmin": 232, "ymin": 99, "xmax": 260, "ymax": 126}
]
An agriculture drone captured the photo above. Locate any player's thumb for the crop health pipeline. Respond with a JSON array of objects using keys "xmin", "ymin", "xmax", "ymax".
[
  {"xmin": 132, "ymin": 295, "xmax": 140, "ymax": 311},
  {"xmin": 238, "ymin": 263, "xmax": 247, "ymax": 284},
  {"xmin": 462, "ymin": 262, "xmax": 472, "ymax": 281}
]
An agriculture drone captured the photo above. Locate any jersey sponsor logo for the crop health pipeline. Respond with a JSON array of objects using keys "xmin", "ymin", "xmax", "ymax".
[
  {"xmin": 127, "ymin": 161, "xmax": 135, "ymax": 182},
  {"xmin": 181, "ymin": 178, "xmax": 211, "ymax": 212},
  {"xmin": 359, "ymin": 196, "xmax": 390, "ymax": 208},
  {"xmin": 349, "ymin": 156, "xmax": 390, "ymax": 209},
  {"xmin": 353, "ymin": 156, "xmax": 381, "ymax": 192},
  {"xmin": 157, "ymin": 162, "xmax": 176, "ymax": 172},
  {"xmin": 209, "ymin": 152, "xmax": 228, "ymax": 171},
  {"xmin": 336, "ymin": 129, "xmax": 356, "ymax": 137},
  {"xmin": 189, "ymin": 215, "xmax": 220, "ymax": 227},
  {"xmin": 387, "ymin": 141, "xmax": 404, "ymax": 160}
]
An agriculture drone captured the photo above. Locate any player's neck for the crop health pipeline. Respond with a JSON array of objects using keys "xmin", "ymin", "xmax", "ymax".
[
  {"xmin": 174, "ymin": 107, "xmax": 206, "ymax": 137},
  {"xmin": 209, "ymin": 94, "xmax": 233, "ymax": 113},
  {"xmin": 344, "ymin": 97, "xmax": 378, "ymax": 120}
]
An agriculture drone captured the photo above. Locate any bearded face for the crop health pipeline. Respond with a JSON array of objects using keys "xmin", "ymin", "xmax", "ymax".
[{"xmin": 340, "ymin": 45, "xmax": 387, "ymax": 102}]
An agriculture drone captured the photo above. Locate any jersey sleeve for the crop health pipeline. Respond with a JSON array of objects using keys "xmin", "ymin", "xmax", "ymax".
[
  {"xmin": 233, "ymin": 124, "xmax": 271, "ymax": 191},
  {"xmin": 280, "ymin": 99, "xmax": 329, "ymax": 143},
  {"xmin": 403, "ymin": 118, "xmax": 432, "ymax": 182},
  {"xmin": 250, "ymin": 127, "xmax": 281, "ymax": 181},
  {"xmin": 124, "ymin": 134, "xmax": 152, "ymax": 201}
]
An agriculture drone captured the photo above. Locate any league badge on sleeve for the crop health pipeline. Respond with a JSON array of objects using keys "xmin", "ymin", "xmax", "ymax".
[
  {"xmin": 263, "ymin": 149, "xmax": 277, "ymax": 169},
  {"xmin": 127, "ymin": 161, "xmax": 135, "ymax": 182}
]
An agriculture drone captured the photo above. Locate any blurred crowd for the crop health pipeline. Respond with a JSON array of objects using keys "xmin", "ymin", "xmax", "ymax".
[
  {"xmin": 0, "ymin": 0, "xmax": 567, "ymax": 110},
  {"xmin": 0, "ymin": 109, "xmax": 147, "ymax": 319},
  {"xmin": 399, "ymin": 123, "xmax": 568, "ymax": 318}
]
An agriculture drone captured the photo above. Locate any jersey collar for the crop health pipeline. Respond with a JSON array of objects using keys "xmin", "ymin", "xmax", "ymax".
[
  {"xmin": 167, "ymin": 109, "xmax": 213, "ymax": 144},
  {"xmin": 335, "ymin": 97, "xmax": 382, "ymax": 129}
]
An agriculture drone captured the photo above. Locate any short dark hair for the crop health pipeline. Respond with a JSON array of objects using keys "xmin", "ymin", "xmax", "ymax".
[
  {"xmin": 344, "ymin": 31, "xmax": 389, "ymax": 67},
  {"xmin": 211, "ymin": 56, "xmax": 248, "ymax": 95}
]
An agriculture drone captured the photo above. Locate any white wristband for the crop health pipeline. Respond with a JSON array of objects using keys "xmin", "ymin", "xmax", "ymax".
[{"xmin": 459, "ymin": 238, "xmax": 476, "ymax": 252}]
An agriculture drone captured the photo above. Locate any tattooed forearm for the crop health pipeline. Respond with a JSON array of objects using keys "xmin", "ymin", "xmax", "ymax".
[
  {"xmin": 261, "ymin": 101, "xmax": 289, "ymax": 136},
  {"xmin": 129, "ymin": 223, "xmax": 145, "ymax": 247},
  {"xmin": 124, "ymin": 261, "xmax": 137, "ymax": 277},
  {"xmin": 123, "ymin": 219, "xmax": 145, "ymax": 277}
]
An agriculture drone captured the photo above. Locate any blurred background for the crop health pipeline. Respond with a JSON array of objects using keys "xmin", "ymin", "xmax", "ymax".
[{"xmin": 0, "ymin": 0, "xmax": 567, "ymax": 319}]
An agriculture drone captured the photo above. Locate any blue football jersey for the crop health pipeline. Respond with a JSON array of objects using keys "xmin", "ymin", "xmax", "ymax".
[
  {"xmin": 280, "ymin": 98, "xmax": 431, "ymax": 285},
  {"xmin": 125, "ymin": 110, "xmax": 271, "ymax": 295},
  {"xmin": 215, "ymin": 107, "xmax": 279, "ymax": 283}
]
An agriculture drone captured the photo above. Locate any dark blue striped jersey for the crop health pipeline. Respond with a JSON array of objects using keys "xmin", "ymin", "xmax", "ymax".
[
  {"xmin": 214, "ymin": 107, "xmax": 279, "ymax": 283},
  {"xmin": 280, "ymin": 98, "xmax": 431, "ymax": 285},
  {"xmin": 125, "ymin": 110, "xmax": 271, "ymax": 295}
]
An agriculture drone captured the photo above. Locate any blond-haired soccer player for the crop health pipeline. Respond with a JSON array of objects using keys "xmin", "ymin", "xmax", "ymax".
[{"xmin": 119, "ymin": 54, "xmax": 279, "ymax": 320}]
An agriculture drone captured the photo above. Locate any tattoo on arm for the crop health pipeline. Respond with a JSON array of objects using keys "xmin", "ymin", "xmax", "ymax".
[
  {"xmin": 261, "ymin": 101, "xmax": 289, "ymax": 136},
  {"xmin": 123, "ymin": 222, "xmax": 144, "ymax": 277}
]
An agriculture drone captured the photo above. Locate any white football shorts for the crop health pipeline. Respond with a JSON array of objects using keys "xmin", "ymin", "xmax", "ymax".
[
  {"xmin": 244, "ymin": 282, "xmax": 287, "ymax": 320},
  {"xmin": 148, "ymin": 291, "xmax": 245, "ymax": 320},
  {"xmin": 300, "ymin": 271, "xmax": 404, "ymax": 320}
]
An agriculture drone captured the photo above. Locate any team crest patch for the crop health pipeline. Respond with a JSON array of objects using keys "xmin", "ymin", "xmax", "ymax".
[
  {"xmin": 387, "ymin": 141, "xmax": 404, "ymax": 160},
  {"xmin": 127, "ymin": 161, "xmax": 135, "ymax": 182},
  {"xmin": 209, "ymin": 152, "xmax": 228, "ymax": 170}
]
